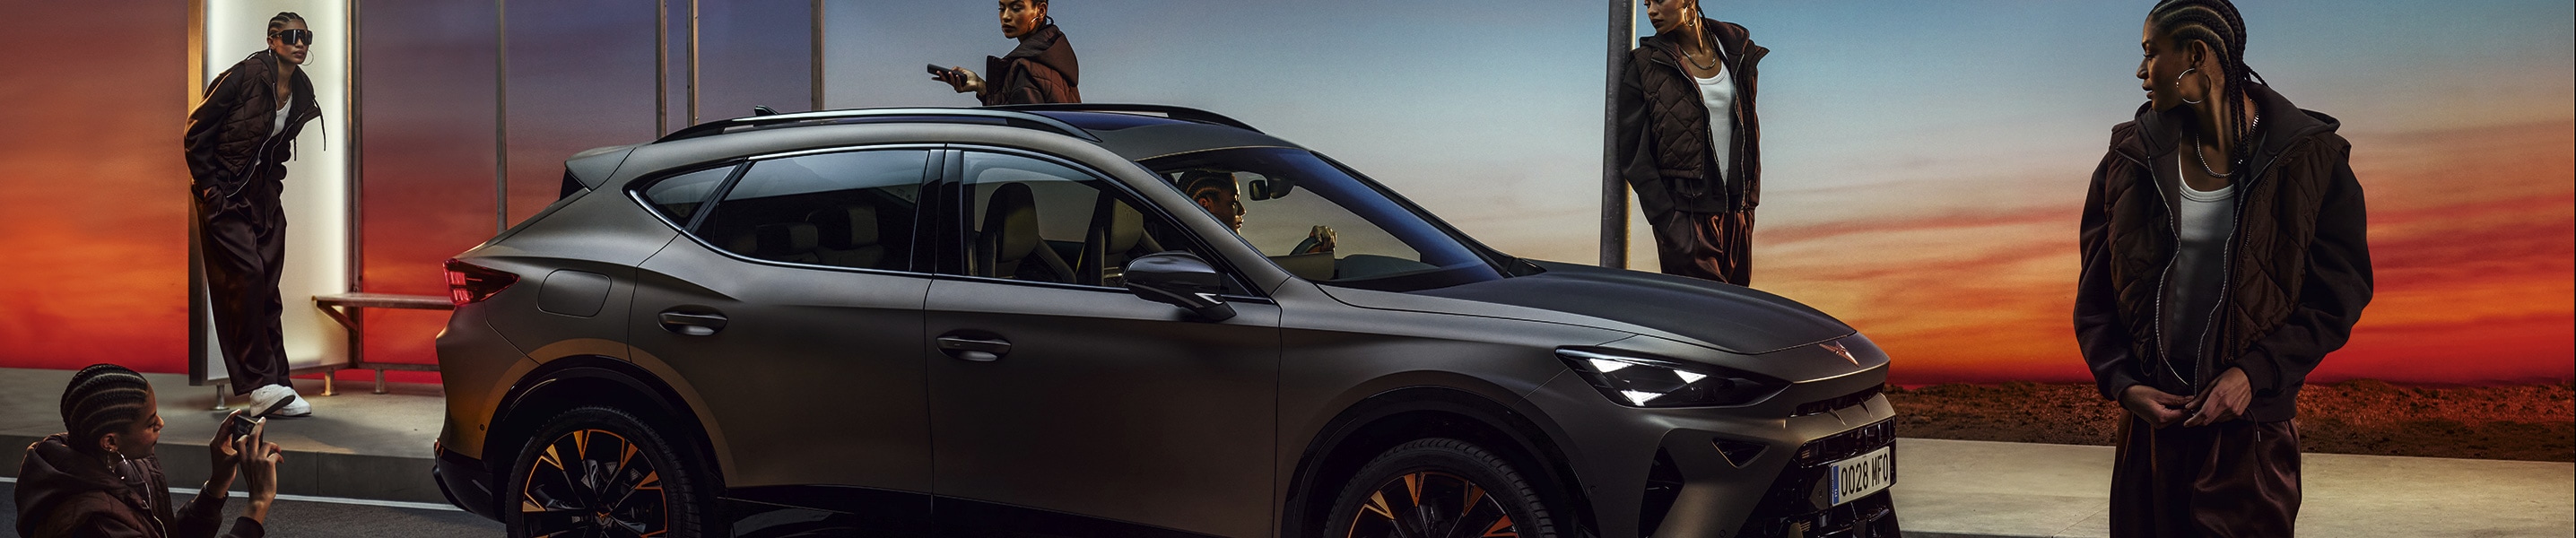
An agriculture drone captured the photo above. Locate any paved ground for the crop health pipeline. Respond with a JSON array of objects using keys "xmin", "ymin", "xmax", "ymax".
[
  {"xmin": 8, "ymin": 368, "xmax": 2570, "ymax": 536},
  {"xmin": 1893, "ymin": 438, "xmax": 2576, "ymax": 538},
  {"xmin": 0, "ymin": 482, "xmax": 499, "ymax": 537}
]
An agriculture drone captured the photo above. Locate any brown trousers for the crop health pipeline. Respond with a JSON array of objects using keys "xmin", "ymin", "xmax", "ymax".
[
  {"xmin": 198, "ymin": 179, "xmax": 292, "ymax": 395},
  {"xmin": 2111, "ymin": 417, "xmax": 2302, "ymax": 537},
  {"xmin": 1648, "ymin": 210, "xmax": 1754, "ymax": 285}
]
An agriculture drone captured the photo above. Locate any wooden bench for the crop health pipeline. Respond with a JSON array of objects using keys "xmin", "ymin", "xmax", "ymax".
[{"xmin": 314, "ymin": 293, "xmax": 454, "ymax": 395}]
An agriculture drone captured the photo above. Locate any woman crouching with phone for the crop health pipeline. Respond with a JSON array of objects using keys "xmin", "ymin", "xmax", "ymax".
[{"xmin": 14, "ymin": 364, "xmax": 284, "ymax": 538}]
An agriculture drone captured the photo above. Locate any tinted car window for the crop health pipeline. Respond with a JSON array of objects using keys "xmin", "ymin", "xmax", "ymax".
[
  {"xmin": 1142, "ymin": 147, "xmax": 1504, "ymax": 291},
  {"xmin": 697, "ymin": 150, "xmax": 927, "ymax": 271},
  {"xmin": 640, "ymin": 165, "xmax": 736, "ymax": 223},
  {"xmin": 953, "ymin": 152, "xmax": 1232, "ymax": 290}
]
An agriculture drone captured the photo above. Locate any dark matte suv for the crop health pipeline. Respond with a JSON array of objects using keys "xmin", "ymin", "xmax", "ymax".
[{"xmin": 429, "ymin": 105, "xmax": 1900, "ymax": 538}]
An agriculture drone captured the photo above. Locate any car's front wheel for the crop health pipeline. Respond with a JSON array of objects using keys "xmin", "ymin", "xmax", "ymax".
[
  {"xmin": 1325, "ymin": 438, "xmax": 1559, "ymax": 538},
  {"xmin": 503, "ymin": 406, "xmax": 716, "ymax": 538}
]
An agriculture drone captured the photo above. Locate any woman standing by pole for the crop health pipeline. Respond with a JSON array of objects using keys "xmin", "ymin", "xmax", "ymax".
[
  {"xmin": 183, "ymin": 13, "xmax": 324, "ymax": 419},
  {"xmin": 2076, "ymin": 1, "xmax": 2373, "ymax": 535},
  {"xmin": 1612, "ymin": 0, "xmax": 1764, "ymax": 284}
]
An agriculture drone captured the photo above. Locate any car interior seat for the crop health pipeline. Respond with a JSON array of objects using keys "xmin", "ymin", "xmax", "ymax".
[
  {"xmin": 972, "ymin": 183, "xmax": 1074, "ymax": 282},
  {"xmin": 1078, "ymin": 192, "xmax": 1164, "ymax": 286},
  {"xmin": 809, "ymin": 205, "xmax": 889, "ymax": 270},
  {"xmin": 752, "ymin": 221, "xmax": 822, "ymax": 265}
]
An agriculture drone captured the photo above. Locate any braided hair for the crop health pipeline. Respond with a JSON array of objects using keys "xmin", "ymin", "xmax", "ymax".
[
  {"xmin": 266, "ymin": 12, "xmax": 305, "ymax": 34},
  {"xmin": 2149, "ymin": 0, "xmax": 2264, "ymax": 170},
  {"xmin": 61, "ymin": 364, "xmax": 153, "ymax": 455}
]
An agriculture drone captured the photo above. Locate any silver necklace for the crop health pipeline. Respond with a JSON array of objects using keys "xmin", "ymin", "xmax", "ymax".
[{"xmin": 2191, "ymin": 112, "xmax": 2261, "ymax": 178}]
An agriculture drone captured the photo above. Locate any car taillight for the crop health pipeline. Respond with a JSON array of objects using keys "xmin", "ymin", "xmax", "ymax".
[{"xmin": 444, "ymin": 258, "xmax": 518, "ymax": 306}]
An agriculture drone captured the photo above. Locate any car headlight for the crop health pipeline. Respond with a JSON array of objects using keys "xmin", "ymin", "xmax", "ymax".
[{"xmin": 1556, "ymin": 348, "xmax": 1788, "ymax": 408}]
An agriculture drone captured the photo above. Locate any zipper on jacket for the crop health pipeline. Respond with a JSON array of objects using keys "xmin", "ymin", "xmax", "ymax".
[
  {"xmin": 2145, "ymin": 153, "xmax": 2189, "ymax": 390},
  {"xmin": 2189, "ymin": 134, "xmax": 2308, "ymax": 393}
]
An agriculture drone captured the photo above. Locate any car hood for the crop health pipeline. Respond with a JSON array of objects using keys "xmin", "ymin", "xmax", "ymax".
[{"xmin": 1392, "ymin": 260, "xmax": 1853, "ymax": 355}]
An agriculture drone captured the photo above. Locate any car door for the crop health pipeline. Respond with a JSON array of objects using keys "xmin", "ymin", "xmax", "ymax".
[
  {"xmin": 623, "ymin": 148, "xmax": 939, "ymax": 529},
  {"xmin": 923, "ymin": 149, "xmax": 1282, "ymax": 537}
]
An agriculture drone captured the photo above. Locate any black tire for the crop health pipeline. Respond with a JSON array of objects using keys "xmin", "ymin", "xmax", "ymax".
[
  {"xmin": 1324, "ymin": 438, "xmax": 1559, "ymax": 538},
  {"xmin": 503, "ymin": 406, "xmax": 718, "ymax": 538}
]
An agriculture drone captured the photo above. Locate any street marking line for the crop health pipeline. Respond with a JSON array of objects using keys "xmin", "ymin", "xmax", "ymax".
[{"xmin": 0, "ymin": 476, "xmax": 463, "ymax": 512}]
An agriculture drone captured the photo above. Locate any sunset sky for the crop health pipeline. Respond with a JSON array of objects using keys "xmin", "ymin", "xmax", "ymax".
[{"xmin": 3, "ymin": 1, "xmax": 2569, "ymax": 386}]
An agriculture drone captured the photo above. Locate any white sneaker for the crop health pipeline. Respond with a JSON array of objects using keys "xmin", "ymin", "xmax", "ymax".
[{"xmin": 248, "ymin": 385, "xmax": 306, "ymax": 418}]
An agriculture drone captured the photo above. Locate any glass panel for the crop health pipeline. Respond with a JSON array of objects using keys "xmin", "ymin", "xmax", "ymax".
[
  {"xmin": 1141, "ymin": 148, "xmax": 1503, "ymax": 291},
  {"xmin": 641, "ymin": 165, "xmax": 735, "ymax": 223},
  {"xmin": 505, "ymin": 0, "xmax": 657, "ymax": 225},
  {"xmin": 956, "ymin": 152, "xmax": 1215, "ymax": 289},
  {"xmin": 356, "ymin": 0, "xmax": 499, "ymax": 370},
  {"xmin": 696, "ymin": 151, "xmax": 927, "ymax": 271}
]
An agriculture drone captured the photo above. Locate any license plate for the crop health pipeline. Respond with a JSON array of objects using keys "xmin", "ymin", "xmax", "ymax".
[{"xmin": 1827, "ymin": 446, "xmax": 1895, "ymax": 507}]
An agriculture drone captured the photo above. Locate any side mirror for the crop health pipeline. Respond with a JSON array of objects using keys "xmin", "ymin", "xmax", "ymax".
[
  {"xmin": 1124, "ymin": 252, "xmax": 1236, "ymax": 322},
  {"xmin": 752, "ymin": 106, "xmax": 779, "ymax": 116}
]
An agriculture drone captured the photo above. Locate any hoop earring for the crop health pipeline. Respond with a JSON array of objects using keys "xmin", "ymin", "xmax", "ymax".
[{"xmin": 2175, "ymin": 68, "xmax": 2203, "ymax": 105}]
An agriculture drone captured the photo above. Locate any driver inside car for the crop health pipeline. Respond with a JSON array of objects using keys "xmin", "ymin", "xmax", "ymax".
[{"xmin": 1179, "ymin": 169, "xmax": 1334, "ymax": 254}]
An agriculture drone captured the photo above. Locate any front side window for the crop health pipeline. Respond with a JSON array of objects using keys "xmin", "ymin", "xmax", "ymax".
[
  {"xmin": 695, "ymin": 150, "xmax": 927, "ymax": 271},
  {"xmin": 951, "ymin": 152, "xmax": 1229, "ymax": 290},
  {"xmin": 1141, "ymin": 147, "xmax": 1503, "ymax": 291}
]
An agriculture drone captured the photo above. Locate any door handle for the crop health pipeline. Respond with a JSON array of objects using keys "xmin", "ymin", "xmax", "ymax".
[
  {"xmin": 936, "ymin": 335, "xmax": 1012, "ymax": 362},
  {"xmin": 657, "ymin": 310, "xmax": 728, "ymax": 336}
]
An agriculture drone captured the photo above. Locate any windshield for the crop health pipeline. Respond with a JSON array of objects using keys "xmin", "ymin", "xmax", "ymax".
[{"xmin": 1141, "ymin": 147, "xmax": 1506, "ymax": 291}]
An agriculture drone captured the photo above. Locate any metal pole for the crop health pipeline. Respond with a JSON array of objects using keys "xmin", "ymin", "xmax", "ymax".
[
  {"xmin": 1599, "ymin": 0, "xmax": 1634, "ymax": 269},
  {"xmin": 494, "ymin": 0, "xmax": 509, "ymax": 233},
  {"xmin": 689, "ymin": 0, "xmax": 700, "ymax": 126},
  {"xmin": 347, "ymin": 0, "xmax": 364, "ymax": 294},
  {"xmin": 657, "ymin": 0, "xmax": 668, "ymax": 134},
  {"xmin": 811, "ymin": 0, "xmax": 825, "ymax": 111}
]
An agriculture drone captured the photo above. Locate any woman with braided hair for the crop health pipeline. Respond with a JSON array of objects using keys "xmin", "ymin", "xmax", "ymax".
[
  {"xmin": 15, "ymin": 365, "xmax": 284, "ymax": 538},
  {"xmin": 1612, "ymin": 0, "xmax": 1766, "ymax": 284},
  {"xmin": 2076, "ymin": 1, "xmax": 2373, "ymax": 535}
]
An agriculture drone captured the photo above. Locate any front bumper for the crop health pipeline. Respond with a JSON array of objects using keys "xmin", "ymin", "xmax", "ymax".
[
  {"xmin": 1530, "ymin": 365, "xmax": 1900, "ymax": 537},
  {"xmin": 433, "ymin": 442, "xmax": 501, "ymax": 523}
]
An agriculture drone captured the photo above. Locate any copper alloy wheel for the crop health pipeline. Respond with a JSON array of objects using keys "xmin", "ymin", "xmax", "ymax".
[
  {"xmin": 519, "ymin": 429, "xmax": 669, "ymax": 538},
  {"xmin": 1344, "ymin": 471, "xmax": 1521, "ymax": 538}
]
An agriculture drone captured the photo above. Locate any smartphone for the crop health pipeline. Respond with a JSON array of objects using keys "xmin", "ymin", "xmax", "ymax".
[
  {"xmin": 926, "ymin": 64, "xmax": 954, "ymax": 81},
  {"xmin": 228, "ymin": 415, "xmax": 265, "ymax": 439}
]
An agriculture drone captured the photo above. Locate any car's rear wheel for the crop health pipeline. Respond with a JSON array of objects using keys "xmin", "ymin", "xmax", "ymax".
[
  {"xmin": 1325, "ymin": 438, "xmax": 1558, "ymax": 538},
  {"xmin": 503, "ymin": 406, "xmax": 715, "ymax": 538}
]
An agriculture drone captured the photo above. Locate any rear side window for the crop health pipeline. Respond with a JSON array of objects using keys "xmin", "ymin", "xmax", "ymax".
[
  {"xmin": 697, "ymin": 150, "xmax": 929, "ymax": 272},
  {"xmin": 640, "ymin": 165, "xmax": 736, "ymax": 223}
]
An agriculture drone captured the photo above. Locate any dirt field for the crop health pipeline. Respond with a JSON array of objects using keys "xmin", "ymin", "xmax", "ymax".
[{"xmin": 1886, "ymin": 380, "xmax": 2575, "ymax": 462}]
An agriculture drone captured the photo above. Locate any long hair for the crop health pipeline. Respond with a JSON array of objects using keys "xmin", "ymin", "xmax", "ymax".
[
  {"xmin": 2149, "ymin": 0, "xmax": 2262, "ymax": 169},
  {"xmin": 61, "ymin": 364, "xmax": 152, "ymax": 455}
]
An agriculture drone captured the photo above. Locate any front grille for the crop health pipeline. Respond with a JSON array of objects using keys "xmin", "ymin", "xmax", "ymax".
[
  {"xmin": 1793, "ymin": 385, "xmax": 1884, "ymax": 417},
  {"xmin": 1734, "ymin": 419, "xmax": 1900, "ymax": 538}
]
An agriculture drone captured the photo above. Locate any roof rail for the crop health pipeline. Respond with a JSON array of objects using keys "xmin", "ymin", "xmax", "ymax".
[
  {"xmin": 985, "ymin": 104, "xmax": 1263, "ymax": 133},
  {"xmin": 655, "ymin": 108, "xmax": 1098, "ymax": 143}
]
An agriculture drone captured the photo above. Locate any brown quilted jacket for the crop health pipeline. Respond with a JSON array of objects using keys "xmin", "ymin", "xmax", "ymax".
[
  {"xmin": 1613, "ymin": 19, "xmax": 1765, "ymax": 217},
  {"xmin": 978, "ymin": 24, "xmax": 1080, "ymax": 106},
  {"xmin": 2076, "ymin": 83, "xmax": 2374, "ymax": 422},
  {"xmin": 182, "ymin": 50, "xmax": 322, "ymax": 203},
  {"xmin": 15, "ymin": 434, "xmax": 264, "ymax": 538}
]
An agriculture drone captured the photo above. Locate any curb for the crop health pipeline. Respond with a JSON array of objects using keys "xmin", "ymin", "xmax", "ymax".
[{"xmin": 0, "ymin": 433, "xmax": 444, "ymax": 506}]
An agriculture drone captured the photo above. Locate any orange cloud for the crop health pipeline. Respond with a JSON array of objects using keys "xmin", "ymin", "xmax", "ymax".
[{"xmin": 1756, "ymin": 120, "xmax": 2575, "ymax": 386}]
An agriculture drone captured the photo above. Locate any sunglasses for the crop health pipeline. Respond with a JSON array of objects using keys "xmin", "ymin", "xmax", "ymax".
[{"xmin": 270, "ymin": 29, "xmax": 313, "ymax": 46}]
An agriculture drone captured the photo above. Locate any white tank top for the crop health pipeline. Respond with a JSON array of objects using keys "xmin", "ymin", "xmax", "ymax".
[{"xmin": 1691, "ymin": 48, "xmax": 1735, "ymax": 179}]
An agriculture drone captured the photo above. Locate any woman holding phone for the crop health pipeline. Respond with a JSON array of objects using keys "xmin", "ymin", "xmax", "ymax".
[
  {"xmin": 931, "ymin": 0, "xmax": 1081, "ymax": 105},
  {"xmin": 2076, "ymin": 1, "xmax": 2373, "ymax": 535},
  {"xmin": 15, "ymin": 364, "xmax": 286, "ymax": 538}
]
